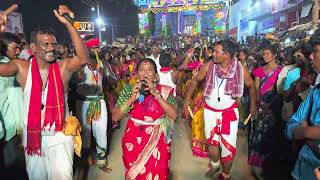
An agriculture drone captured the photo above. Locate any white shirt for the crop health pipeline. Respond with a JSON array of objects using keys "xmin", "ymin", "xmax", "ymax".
[
  {"xmin": 158, "ymin": 70, "xmax": 176, "ymax": 97},
  {"xmin": 277, "ymin": 64, "xmax": 296, "ymax": 92},
  {"xmin": 205, "ymin": 76, "xmax": 236, "ymax": 110},
  {"xmin": 148, "ymin": 54, "xmax": 161, "ymax": 72},
  {"xmin": 76, "ymin": 65, "xmax": 103, "ymax": 97}
]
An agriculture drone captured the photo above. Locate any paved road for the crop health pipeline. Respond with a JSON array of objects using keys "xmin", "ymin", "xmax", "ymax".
[{"xmin": 84, "ymin": 115, "xmax": 254, "ymax": 180}]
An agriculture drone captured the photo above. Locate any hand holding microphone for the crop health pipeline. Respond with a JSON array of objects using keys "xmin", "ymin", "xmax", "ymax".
[
  {"xmin": 62, "ymin": 13, "xmax": 80, "ymax": 30},
  {"xmin": 139, "ymin": 76, "xmax": 157, "ymax": 102},
  {"xmin": 129, "ymin": 83, "xmax": 141, "ymax": 103},
  {"xmin": 53, "ymin": 5, "xmax": 80, "ymax": 29},
  {"xmin": 131, "ymin": 77, "xmax": 156, "ymax": 103},
  {"xmin": 138, "ymin": 80, "xmax": 148, "ymax": 102}
]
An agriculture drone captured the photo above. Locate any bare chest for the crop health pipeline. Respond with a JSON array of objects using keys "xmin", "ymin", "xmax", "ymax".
[{"xmin": 16, "ymin": 62, "xmax": 70, "ymax": 92}]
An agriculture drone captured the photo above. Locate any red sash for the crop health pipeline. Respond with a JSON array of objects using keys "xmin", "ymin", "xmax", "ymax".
[
  {"xmin": 204, "ymin": 102, "xmax": 238, "ymax": 135},
  {"xmin": 160, "ymin": 67, "xmax": 171, "ymax": 73},
  {"xmin": 26, "ymin": 57, "xmax": 65, "ymax": 155}
]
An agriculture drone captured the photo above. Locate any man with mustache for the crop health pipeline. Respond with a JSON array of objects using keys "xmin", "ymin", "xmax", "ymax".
[
  {"xmin": 183, "ymin": 39, "xmax": 257, "ymax": 179},
  {"xmin": 0, "ymin": 5, "xmax": 88, "ymax": 180}
]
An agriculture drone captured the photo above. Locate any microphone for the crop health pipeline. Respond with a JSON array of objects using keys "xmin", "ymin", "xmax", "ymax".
[
  {"xmin": 138, "ymin": 81, "xmax": 149, "ymax": 102},
  {"xmin": 138, "ymin": 83, "xmax": 146, "ymax": 102},
  {"xmin": 63, "ymin": 14, "xmax": 80, "ymax": 29}
]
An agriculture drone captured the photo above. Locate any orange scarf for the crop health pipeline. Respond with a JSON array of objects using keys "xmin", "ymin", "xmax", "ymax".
[{"xmin": 26, "ymin": 57, "xmax": 65, "ymax": 155}]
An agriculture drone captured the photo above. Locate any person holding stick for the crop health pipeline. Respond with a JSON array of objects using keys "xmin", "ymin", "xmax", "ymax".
[{"xmin": 183, "ymin": 39, "xmax": 256, "ymax": 180}]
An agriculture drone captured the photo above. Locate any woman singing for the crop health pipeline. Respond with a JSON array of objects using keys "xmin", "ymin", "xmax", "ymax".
[{"xmin": 112, "ymin": 58, "xmax": 178, "ymax": 180}]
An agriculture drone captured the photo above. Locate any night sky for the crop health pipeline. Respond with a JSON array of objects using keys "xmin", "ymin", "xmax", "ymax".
[{"xmin": 0, "ymin": 0, "xmax": 139, "ymax": 43}]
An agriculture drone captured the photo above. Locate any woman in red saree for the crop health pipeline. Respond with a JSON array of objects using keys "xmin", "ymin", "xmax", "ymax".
[{"xmin": 112, "ymin": 58, "xmax": 178, "ymax": 180}]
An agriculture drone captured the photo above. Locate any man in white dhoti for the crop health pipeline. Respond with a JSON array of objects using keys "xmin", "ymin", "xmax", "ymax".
[
  {"xmin": 0, "ymin": 5, "xmax": 88, "ymax": 180},
  {"xmin": 75, "ymin": 37, "xmax": 116, "ymax": 172},
  {"xmin": 183, "ymin": 40, "xmax": 257, "ymax": 180}
]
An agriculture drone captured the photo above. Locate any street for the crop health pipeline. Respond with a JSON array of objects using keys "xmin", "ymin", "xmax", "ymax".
[{"xmin": 84, "ymin": 109, "xmax": 254, "ymax": 180}]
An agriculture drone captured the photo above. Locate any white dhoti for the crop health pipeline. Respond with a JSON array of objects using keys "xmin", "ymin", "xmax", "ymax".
[
  {"xmin": 203, "ymin": 102, "xmax": 239, "ymax": 164},
  {"xmin": 76, "ymin": 98, "xmax": 108, "ymax": 154},
  {"xmin": 22, "ymin": 58, "xmax": 75, "ymax": 180},
  {"xmin": 23, "ymin": 131, "xmax": 74, "ymax": 180}
]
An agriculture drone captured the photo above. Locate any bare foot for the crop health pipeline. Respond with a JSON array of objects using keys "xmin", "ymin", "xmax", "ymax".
[{"xmin": 205, "ymin": 165, "xmax": 221, "ymax": 177}]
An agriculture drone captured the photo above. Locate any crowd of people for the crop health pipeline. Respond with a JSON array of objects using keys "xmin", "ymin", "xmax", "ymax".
[{"xmin": 1, "ymin": 3, "xmax": 320, "ymax": 180}]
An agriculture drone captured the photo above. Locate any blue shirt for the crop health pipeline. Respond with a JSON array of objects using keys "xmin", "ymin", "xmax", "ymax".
[
  {"xmin": 286, "ymin": 84, "xmax": 320, "ymax": 179},
  {"xmin": 283, "ymin": 67, "xmax": 301, "ymax": 91}
]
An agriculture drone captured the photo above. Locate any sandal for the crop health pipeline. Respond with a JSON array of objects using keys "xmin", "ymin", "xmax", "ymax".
[{"xmin": 97, "ymin": 159, "xmax": 112, "ymax": 173}]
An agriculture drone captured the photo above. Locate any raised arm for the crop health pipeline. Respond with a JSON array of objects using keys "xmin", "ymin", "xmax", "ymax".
[
  {"xmin": 180, "ymin": 48, "xmax": 194, "ymax": 70},
  {"xmin": 183, "ymin": 61, "xmax": 210, "ymax": 108},
  {"xmin": 53, "ymin": 5, "xmax": 89, "ymax": 72},
  {"xmin": 0, "ymin": 4, "xmax": 18, "ymax": 32}
]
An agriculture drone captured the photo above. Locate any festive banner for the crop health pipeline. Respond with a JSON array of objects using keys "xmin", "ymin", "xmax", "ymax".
[
  {"xmin": 140, "ymin": 4, "xmax": 223, "ymax": 13},
  {"xmin": 135, "ymin": 0, "xmax": 222, "ymax": 7},
  {"xmin": 194, "ymin": 11, "xmax": 202, "ymax": 34},
  {"xmin": 160, "ymin": 13, "xmax": 168, "ymax": 35},
  {"xmin": 138, "ymin": 13, "xmax": 149, "ymax": 34}
]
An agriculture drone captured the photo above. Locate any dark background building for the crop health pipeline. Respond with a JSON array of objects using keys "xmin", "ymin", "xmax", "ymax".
[{"xmin": 0, "ymin": 0, "xmax": 139, "ymax": 43}]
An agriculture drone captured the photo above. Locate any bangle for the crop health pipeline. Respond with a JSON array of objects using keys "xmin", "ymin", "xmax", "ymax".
[
  {"xmin": 120, "ymin": 103, "xmax": 130, "ymax": 113},
  {"xmin": 154, "ymin": 91, "xmax": 162, "ymax": 100}
]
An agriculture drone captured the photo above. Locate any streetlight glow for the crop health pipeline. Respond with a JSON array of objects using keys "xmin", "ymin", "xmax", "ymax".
[
  {"xmin": 91, "ymin": 7, "xmax": 95, "ymax": 11},
  {"xmin": 96, "ymin": 17, "xmax": 104, "ymax": 26}
]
